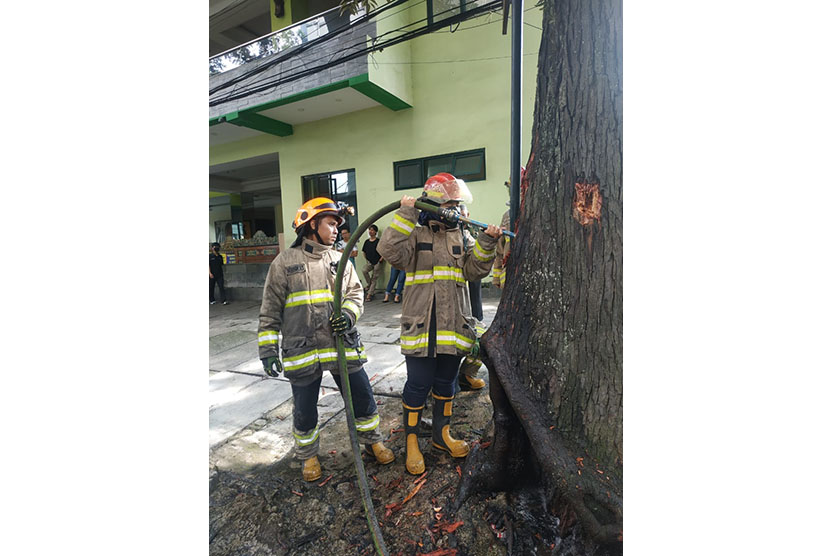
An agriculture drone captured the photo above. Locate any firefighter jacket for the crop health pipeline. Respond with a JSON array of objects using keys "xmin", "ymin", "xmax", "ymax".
[
  {"xmin": 258, "ymin": 238, "xmax": 366, "ymax": 386},
  {"xmin": 492, "ymin": 210, "xmax": 511, "ymax": 287},
  {"xmin": 377, "ymin": 206, "xmax": 498, "ymax": 358}
]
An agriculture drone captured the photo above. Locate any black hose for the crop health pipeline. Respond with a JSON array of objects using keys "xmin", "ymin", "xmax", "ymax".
[{"xmin": 332, "ymin": 201, "xmax": 401, "ymax": 556}]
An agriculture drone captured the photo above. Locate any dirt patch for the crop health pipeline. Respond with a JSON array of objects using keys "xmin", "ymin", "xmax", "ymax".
[{"xmin": 209, "ymin": 380, "xmax": 594, "ymax": 555}]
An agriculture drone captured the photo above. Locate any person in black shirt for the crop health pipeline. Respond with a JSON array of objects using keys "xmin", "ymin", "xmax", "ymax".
[
  {"xmin": 209, "ymin": 242, "xmax": 228, "ymax": 305},
  {"xmin": 361, "ymin": 225, "xmax": 384, "ymax": 301}
]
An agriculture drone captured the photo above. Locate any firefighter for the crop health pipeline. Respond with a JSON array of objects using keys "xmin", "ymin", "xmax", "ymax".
[
  {"xmin": 258, "ymin": 197, "xmax": 394, "ymax": 481},
  {"xmin": 457, "ymin": 213, "xmax": 486, "ymax": 391},
  {"xmin": 493, "ymin": 167, "xmax": 523, "ymax": 289},
  {"xmin": 491, "ymin": 209, "xmax": 510, "ymax": 288},
  {"xmin": 457, "ymin": 320, "xmax": 487, "ymax": 390},
  {"xmin": 378, "ymin": 173, "xmax": 502, "ymax": 475}
]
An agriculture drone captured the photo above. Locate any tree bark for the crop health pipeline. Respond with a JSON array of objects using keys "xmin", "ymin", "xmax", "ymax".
[{"xmin": 457, "ymin": 0, "xmax": 623, "ymax": 548}]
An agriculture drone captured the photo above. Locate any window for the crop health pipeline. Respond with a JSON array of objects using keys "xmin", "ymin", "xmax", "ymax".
[
  {"xmin": 427, "ymin": 0, "xmax": 488, "ymax": 26},
  {"xmin": 395, "ymin": 160, "xmax": 423, "ymax": 190},
  {"xmin": 301, "ymin": 169, "xmax": 359, "ymax": 232},
  {"xmin": 393, "ymin": 149, "xmax": 486, "ymax": 191}
]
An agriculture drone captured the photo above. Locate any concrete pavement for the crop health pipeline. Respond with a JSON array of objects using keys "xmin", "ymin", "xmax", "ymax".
[{"xmin": 208, "ymin": 287, "xmax": 501, "ymax": 468}]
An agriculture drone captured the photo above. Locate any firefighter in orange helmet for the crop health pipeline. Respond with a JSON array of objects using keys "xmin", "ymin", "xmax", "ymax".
[
  {"xmin": 378, "ymin": 174, "xmax": 503, "ymax": 475},
  {"xmin": 258, "ymin": 197, "xmax": 394, "ymax": 481}
]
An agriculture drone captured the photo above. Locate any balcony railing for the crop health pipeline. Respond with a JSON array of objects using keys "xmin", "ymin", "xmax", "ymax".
[{"xmin": 209, "ymin": 6, "xmax": 365, "ymax": 76}]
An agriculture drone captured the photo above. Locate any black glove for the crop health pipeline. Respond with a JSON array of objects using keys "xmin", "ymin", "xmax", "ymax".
[
  {"xmin": 262, "ymin": 356, "xmax": 283, "ymax": 377},
  {"xmin": 329, "ymin": 311, "xmax": 353, "ymax": 335}
]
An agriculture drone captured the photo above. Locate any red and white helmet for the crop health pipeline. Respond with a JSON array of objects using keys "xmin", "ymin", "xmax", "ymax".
[{"xmin": 422, "ymin": 173, "xmax": 473, "ymax": 204}]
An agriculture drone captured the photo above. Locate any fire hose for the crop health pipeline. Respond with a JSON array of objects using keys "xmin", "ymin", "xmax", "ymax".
[{"xmin": 331, "ymin": 199, "xmax": 509, "ymax": 556}]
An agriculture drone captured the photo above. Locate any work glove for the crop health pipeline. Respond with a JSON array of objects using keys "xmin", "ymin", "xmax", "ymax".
[
  {"xmin": 262, "ymin": 356, "xmax": 283, "ymax": 378},
  {"xmin": 329, "ymin": 311, "xmax": 353, "ymax": 335},
  {"xmin": 470, "ymin": 338, "xmax": 481, "ymax": 359}
]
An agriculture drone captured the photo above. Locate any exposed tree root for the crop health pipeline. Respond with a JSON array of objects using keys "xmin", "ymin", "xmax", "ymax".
[{"xmin": 454, "ymin": 335, "xmax": 623, "ymax": 548}]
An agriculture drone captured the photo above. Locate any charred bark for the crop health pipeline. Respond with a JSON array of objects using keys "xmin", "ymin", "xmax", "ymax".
[{"xmin": 456, "ymin": 0, "xmax": 623, "ymax": 548}]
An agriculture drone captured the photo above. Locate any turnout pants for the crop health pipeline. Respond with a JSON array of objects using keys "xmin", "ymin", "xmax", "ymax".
[
  {"xmin": 291, "ymin": 367, "xmax": 382, "ymax": 460},
  {"xmin": 402, "ymin": 354, "xmax": 462, "ymax": 408}
]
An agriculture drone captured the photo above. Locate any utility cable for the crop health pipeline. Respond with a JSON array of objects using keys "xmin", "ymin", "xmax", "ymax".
[
  {"xmin": 432, "ymin": 2, "xmax": 540, "ymax": 32},
  {"xmin": 210, "ymin": 0, "xmax": 253, "ymax": 24},
  {"xmin": 210, "ymin": 0, "xmax": 502, "ymax": 107},
  {"xmin": 211, "ymin": 0, "xmax": 461, "ymax": 96},
  {"xmin": 210, "ymin": 0, "xmax": 412, "ymax": 96},
  {"xmin": 368, "ymin": 50, "xmax": 538, "ymax": 65},
  {"xmin": 210, "ymin": 0, "xmax": 501, "ymax": 100}
]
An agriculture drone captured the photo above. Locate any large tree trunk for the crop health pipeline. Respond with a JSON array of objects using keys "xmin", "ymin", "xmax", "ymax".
[{"xmin": 457, "ymin": 0, "xmax": 622, "ymax": 549}]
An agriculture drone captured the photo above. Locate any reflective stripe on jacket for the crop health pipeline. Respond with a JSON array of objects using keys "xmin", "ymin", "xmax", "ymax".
[
  {"xmin": 377, "ymin": 206, "xmax": 497, "ymax": 357},
  {"xmin": 258, "ymin": 238, "xmax": 366, "ymax": 384}
]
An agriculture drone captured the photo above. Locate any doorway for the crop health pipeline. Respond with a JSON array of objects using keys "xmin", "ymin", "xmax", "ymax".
[{"xmin": 301, "ymin": 169, "xmax": 358, "ymax": 232}]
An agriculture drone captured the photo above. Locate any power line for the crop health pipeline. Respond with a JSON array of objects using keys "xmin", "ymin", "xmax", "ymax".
[
  {"xmin": 216, "ymin": 0, "xmax": 498, "ymax": 90},
  {"xmin": 210, "ymin": 0, "xmax": 414, "ymax": 96},
  {"xmin": 212, "ymin": 0, "xmax": 498, "ymax": 92},
  {"xmin": 318, "ymin": 3, "xmax": 543, "ymax": 76},
  {"xmin": 210, "ymin": 1, "xmax": 436, "ymax": 105},
  {"xmin": 369, "ymin": 51, "xmax": 538, "ymax": 64},
  {"xmin": 209, "ymin": 0, "xmax": 262, "ymax": 28},
  {"xmin": 433, "ymin": 5, "xmax": 543, "ymax": 33},
  {"xmin": 209, "ymin": 0, "xmax": 249, "ymax": 21},
  {"xmin": 210, "ymin": 0, "xmax": 504, "ymax": 106},
  {"xmin": 211, "ymin": 0, "xmax": 456, "ymax": 95}
]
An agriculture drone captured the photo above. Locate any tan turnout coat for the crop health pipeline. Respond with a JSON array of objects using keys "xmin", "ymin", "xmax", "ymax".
[
  {"xmin": 258, "ymin": 238, "xmax": 366, "ymax": 385},
  {"xmin": 377, "ymin": 206, "xmax": 498, "ymax": 357}
]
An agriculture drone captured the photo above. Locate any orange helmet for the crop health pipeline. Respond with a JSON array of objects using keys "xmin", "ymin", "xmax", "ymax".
[
  {"xmin": 423, "ymin": 173, "xmax": 473, "ymax": 204},
  {"xmin": 292, "ymin": 197, "xmax": 353, "ymax": 230}
]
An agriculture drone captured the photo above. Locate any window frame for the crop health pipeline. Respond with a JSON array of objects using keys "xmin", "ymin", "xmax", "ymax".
[
  {"xmin": 300, "ymin": 169, "xmax": 359, "ymax": 231},
  {"xmin": 393, "ymin": 148, "xmax": 486, "ymax": 191},
  {"xmin": 427, "ymin": 0, "xmax": 473, "ymax": 27}
]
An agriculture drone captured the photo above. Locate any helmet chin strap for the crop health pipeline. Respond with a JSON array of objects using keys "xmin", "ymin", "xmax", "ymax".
[{"xmin": 310, "ymin": 218, "xmax": 325, "ymax": 245}]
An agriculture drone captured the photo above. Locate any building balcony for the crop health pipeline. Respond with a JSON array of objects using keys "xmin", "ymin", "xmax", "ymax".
[{"xmin": 209, "ymin": 3, "xmax": 414, "ymax": 146}]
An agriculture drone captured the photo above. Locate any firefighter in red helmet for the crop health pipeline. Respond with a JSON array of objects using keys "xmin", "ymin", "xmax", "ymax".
[{"xmin": 378, "ymin": 174, "xmax": 503, "ymax": 475}]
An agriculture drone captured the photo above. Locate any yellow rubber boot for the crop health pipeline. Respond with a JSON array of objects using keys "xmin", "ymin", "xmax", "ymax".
[
  {"xmin": 459, "ymin": 373, "xmax": 485, "ymax": 391},
  {"xmin": 458, "ymin": 355, "xmax": 485, "ymax": 391},
  {"xmin": 403, "ymin": 403, "xmax": 425, "ymax": 475},
  {"xmin": 302, "ymin": 456, "xmax": 321, "ymax": 482},
  {"xmin": 431, "ymin": 394, "xmax": 470, "ymax": 458},
  {"xmin": 369, "ymin": 442, "xmax": 395, "ymax": 465}
]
